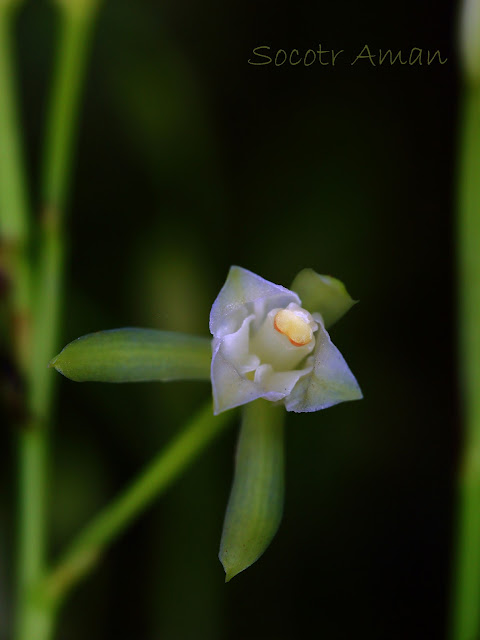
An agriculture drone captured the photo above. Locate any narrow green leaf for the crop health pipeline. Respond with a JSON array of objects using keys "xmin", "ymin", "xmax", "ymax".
[
  {"xmin": 49, "ymin": 328, "xmax": 212, "ymax": 382},
  {"xmin": 219, "ymin": 399, "xmax": 284, "ymax": 582},
  {"xmin": 291, "ymin": 268, "xmax": 357, "ymax": 328}
]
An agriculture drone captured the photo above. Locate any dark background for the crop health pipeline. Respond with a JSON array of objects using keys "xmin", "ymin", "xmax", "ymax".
[{"xmin": 2, "ymin": 0, "xmax": 457, "ymax": 638}]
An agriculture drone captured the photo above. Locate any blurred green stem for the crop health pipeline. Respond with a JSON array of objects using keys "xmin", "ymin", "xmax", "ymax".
[
  {"xmin": 42, "ymin": 403, "xmax": 235, "ymax": 608},
  {"xmin": 0, "ymin": 0, "xmax": 29, "ymax": 240},
  {"xmin": 16, "ymin": 428, "xmax": 52, "ymax": 640},
  {"xmin": 42, "ymin": 0, "xmax": 99, "ymax": 211},
  {"xmin": 0, "ymin": 0, "xmax": 31, "ymax": 369},
  {"xmin": 16, "ymin": 2, "xmax": 100, "ymax": 640},
  {"xmin": 0, "ymin": 4, "xmax": 42, "ymax": 640},
  {"xmin": 32, "ymin": 0, "xmax": 100, "ymax": 420},
  {"xmin": 451, "ymin": 80, "xmax": 480, "ymax": 640}
]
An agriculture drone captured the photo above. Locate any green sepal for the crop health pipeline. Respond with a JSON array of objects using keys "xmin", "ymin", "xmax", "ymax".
[
  {"xmin": 291, "ymin": 268, "xmax": 357, "ymax": 328},
  {"xmin": 219, "ymin": 399, "xmax": 284, "ymax": 582},
  {"xmin": 49, "ymin": 328, "xmax": 212, "ymax": 382}
]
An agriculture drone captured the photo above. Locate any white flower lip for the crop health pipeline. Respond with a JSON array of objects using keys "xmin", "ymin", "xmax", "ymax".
[{"xmin": 210, "ymin": 266, "xmax": 363, "ymax": 415}]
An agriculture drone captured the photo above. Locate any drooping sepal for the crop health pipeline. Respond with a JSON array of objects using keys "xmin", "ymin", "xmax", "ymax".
[
  {"xmin": 219, "ymin": 400, "xmax": 284, "ymax": 581},
  {"xmin": 290, "ymin": 268, "xmax": 356, "ymax": 328}
]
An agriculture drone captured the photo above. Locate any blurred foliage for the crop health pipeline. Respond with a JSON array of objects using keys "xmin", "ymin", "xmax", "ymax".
[{"xmin": 1, "ymin": 0, "xmax": 456, "ymax": 638}]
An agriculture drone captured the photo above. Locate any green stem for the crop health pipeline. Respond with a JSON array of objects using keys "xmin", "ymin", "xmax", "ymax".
[
  {"xmin": 0, "ymin": 0, "xmax": 29, "ymax": 241},
  {"xmin": 450, "ymin": 84, "xmax": 480, "ymax": 640},
  {"xmin": 0, "ymin": 4, "xmax": 47, "ymax": 640},
  {"xmin": 42, "ymin": 403, "xmax": 235, "ymax": 606},
  {"xmin": 0, "ymin": 0, "xmax": 31, "ymax": 370},
  {"xmin": 16, "ymin": 3, "xmax": 101, "ymax": 639},
  {"xmin": 42, "ymin": 0, "xmax": 99, "ymax": 211},
  {"xmin": 16, "ymin": 428, "xmax": 52, "ymax": 640},
  {"xmin": 32, "ymin": 0, "xmax": 100, "ymax": 419}
]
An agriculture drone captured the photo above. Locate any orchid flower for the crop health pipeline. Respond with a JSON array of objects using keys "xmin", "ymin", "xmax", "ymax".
[
  {"xmin": 210, "ymin": 266, "xmax": 362, "ymax": 415},
  {"xmin": 50, "ymin": 265, "xmax": 362, "ymax": 582}
]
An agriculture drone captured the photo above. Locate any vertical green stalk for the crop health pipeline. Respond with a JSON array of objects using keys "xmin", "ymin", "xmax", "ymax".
[
  {"xmin": 0, "ymin": 0, "xmax": 31, "ymax": 369},
  {"xmin": 451, "ymin": 4, "xmax": 480, "ymax": 638},
  {"xmin": 451, "ymin": 86, "xmax": 480, "ymax": 640},
  {"xmin": 16, "ymin": 3, "xmax": 100, "ymax": 639},
  {"xmin": 16, "ymin": 427, "xmax": 54, "ymax": 640},
  {"xmin": 0, "ymin": 0, "xmax": 29, "ymax": 240},
  {"xmin": 0, "ymin": 2, "xmax": 42, "ymax": 640},
  {"xmin": 42, "ymin": 0, "xmax": 99, "ymax": 211},
  {"xmin": 32, "ymin": 0, "xmax": 100, "ymax": 420}
]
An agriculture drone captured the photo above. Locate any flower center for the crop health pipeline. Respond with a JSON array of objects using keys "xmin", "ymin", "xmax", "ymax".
[{"xmin": 273, "ymin": 309, "xmax": 313, "ymax": 346}]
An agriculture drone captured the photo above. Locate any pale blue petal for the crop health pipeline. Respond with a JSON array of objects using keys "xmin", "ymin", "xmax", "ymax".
[
  {"xmin": 221, "ymin": 315, "xmax": 260, "ymax": 375},
  {"xmin": 210, "ymin": 266, "xmax": 300, "ymax": 338},
  {"xmin": 254, "ymin": 363, "xmax": 312, "ymax": 398},
  {"xmin": 212, "ymin": 332, "xmax": 310, "ymax": 414},
  {"xmin": 284, "ymin": 323, "xmax": 362, "ymax": 413},
  {"xmin": 211, "ymin": 339, "xmax": 264, "ymax": 414}
]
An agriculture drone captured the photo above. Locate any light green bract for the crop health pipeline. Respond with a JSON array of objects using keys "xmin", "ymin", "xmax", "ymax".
[
  {"xmin": 210, "ymin": 266, "xmax": 362, "ymax": 414},
  {"xmin": 290, "ymin": 268, "xmax": 357, "ymax": 328}
]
